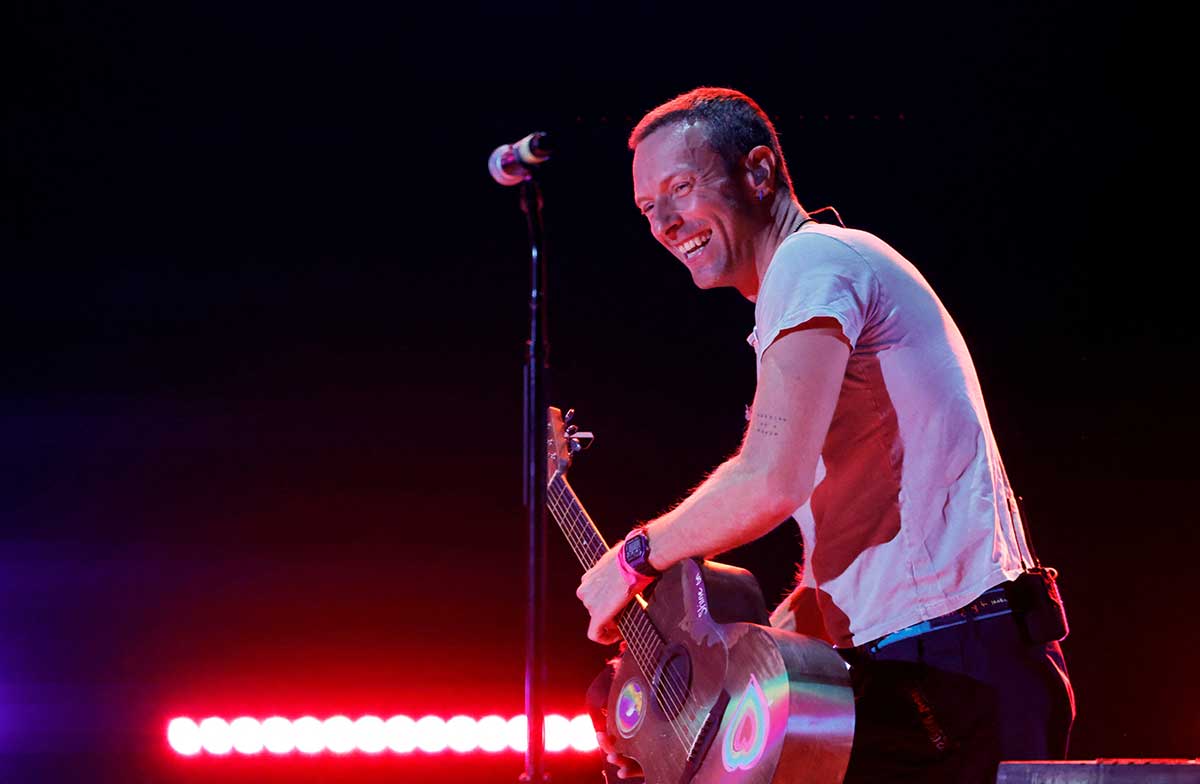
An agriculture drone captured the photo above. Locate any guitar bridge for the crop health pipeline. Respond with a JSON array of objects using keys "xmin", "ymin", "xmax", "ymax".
[{"xmin": 683, "ymin": 690, "xmax": 731, "ymax": 781}]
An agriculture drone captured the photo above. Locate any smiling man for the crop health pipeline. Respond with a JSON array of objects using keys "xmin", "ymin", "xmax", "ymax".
[{"xmin": 576, "ymin": 88, "xmax": 1074, "ymax": 783}]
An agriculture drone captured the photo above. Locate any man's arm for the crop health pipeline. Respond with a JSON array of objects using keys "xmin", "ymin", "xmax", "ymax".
[{"xmin": 577, "ymin": 318, "xmax": 850, "ymax": 643}]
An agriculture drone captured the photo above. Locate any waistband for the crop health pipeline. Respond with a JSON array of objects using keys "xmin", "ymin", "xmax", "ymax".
[{"xmin": 850, "ymin": 584, "xmax": 1012, "ymax": 658}]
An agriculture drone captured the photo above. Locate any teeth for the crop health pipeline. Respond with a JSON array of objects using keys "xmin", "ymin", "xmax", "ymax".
[{"xmin": 678, "ymin": 230, "xmax": 712, "ymax": 255}]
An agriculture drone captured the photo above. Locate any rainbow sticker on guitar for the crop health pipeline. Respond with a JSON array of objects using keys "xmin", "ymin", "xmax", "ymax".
[
  {"xmin": 721, "ymin": 672, "xmax": 770, "ymax": 772},
  {"xmin": 615, "ymin": 678, "xmax": 647, "ymax": 738}
]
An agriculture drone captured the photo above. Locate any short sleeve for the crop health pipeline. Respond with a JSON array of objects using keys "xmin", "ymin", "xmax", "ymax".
[{"xmin": 753, "ymin": 232, "xmax": 878, "ymax": 360}]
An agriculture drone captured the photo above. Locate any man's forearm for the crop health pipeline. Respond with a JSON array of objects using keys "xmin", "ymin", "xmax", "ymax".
[
  {"xmin": 642, "ymin": 453, "xmax": 804, "ymax": 571},
  {"xmin": 576, "ymin": 327, "xmax": 846, "ymax": 645}
]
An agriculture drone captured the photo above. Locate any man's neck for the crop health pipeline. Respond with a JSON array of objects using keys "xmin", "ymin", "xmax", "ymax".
[{"xmin": 743, "ymin": 197, "xmax": 810, "ymax": 302}]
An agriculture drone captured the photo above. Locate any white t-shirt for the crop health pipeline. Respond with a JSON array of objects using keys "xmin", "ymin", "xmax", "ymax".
[{"xmin": 748, "ymin": 222, "xmax": 1030, "ymax": 647}]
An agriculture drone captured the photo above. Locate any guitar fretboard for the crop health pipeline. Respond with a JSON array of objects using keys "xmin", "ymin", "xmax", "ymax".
[{"xmin": 546, "ymin": 474, "xmax": 666, "ymax": 674}]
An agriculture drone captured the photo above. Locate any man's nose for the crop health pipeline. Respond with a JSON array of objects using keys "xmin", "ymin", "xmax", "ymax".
[{"xmin": 652, "ymin": 200, "xmax": 682, "ymax": 239}]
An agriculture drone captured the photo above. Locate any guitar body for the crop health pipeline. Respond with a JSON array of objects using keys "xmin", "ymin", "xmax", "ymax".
[{"xmin": 606, "ymin": 559, "xmax": 854, "ymax": 784}]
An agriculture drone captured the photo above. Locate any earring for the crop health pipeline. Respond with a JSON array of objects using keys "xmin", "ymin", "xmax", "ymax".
[{"xmin": 756, "ymin": 189, "xmax": 766, "ymax": 202}]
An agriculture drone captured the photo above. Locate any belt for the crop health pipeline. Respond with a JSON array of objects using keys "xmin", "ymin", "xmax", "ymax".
[{"xmin": 855, "ymin": 584, "xmax": 1012, "ymax": 657}]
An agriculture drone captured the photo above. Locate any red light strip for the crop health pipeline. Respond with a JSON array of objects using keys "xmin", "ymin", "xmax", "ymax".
[{"xmin": 167, "ymin": 714, "xmax": 598, "ymax": 756}]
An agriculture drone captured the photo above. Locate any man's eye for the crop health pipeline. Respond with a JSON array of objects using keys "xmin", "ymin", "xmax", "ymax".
[
  {"xmin": 640, "ymin": 204, "xmax": 654, "ymax": 216},
  {"xmin": 673, "ymin": 181, "xmax": 691, "ymax": 195}
]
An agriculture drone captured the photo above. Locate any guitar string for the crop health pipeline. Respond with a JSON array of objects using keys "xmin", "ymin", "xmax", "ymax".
[
  {"xmin": 545, "ymin": 479, "xmax": 693, "ymax": 719},
  {"xmin": 546, "ymin": 478, "xmax": 708, "ymax": 749},
  {"xmin": 544, "ymin": 483, "xmax": 698, "ymax": 743},
  {"xmin": 548, "ymin": 480, "xmax": 702, "ymax": 736},
  {"xmin": 544, "ymin": 487, "xmax": 693, "ymax": 748},
  {"xmin": 545, "ymin": 486, "xmax": 698, "ymax": 752},
  {"xmin": 546, "ymin": 480, "xmax": 703, "ymax": 748},
  {"xmin": 544, "ymin": 485, "xmax": 689, "ymax": 719},
  {"xmin": 547, "ymin": 478, "xmax": 704, "ymax": 739}
]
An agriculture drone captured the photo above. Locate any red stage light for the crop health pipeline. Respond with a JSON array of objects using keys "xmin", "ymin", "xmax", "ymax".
[
  {"xmin": 569, "ymin": 715, "xmax": 599, "ymax": 752},
  {"xmin": 544, "ymin": 714, "xmax": 570, "ymax": 752},
  {"xmin": 505, "ymin": 715, "xmax": 528, "ymax": 752},
  {"xmin": 230, "ymin": 717, "xmax": 264, "ymax": 755},
  {"xmin": 167, "ymin": 714, "xmax": 597, "ymax": 756},
  {"xmin": 352, "ymin": 715, "xmax": 387, "ymax": 754},
  {"xmin": 293, "ymin": 716, "xmax": 324, "ymax": 754},
  {"xmin": 445, "ymin": 715, "xmax": 478, "ymax": 752},
  {"xmin": 167, "ymin": 717, "xmax": 201, "ymax": 756},
  {"xmin": 323, "ymin": 715, "xmax": 356, "ymax": 754},
  {"xmin": 414, "ymin": 715, "xmax": 448, "ymax": 753},
  {"xmin": 476, "ymin": 715, "xmax": 508, "ymax": 753},
  {"xmin": 198, "ymin": 717, "xmax": 233, "ymax": 755},
  {"xmin": 262, "ymin": 716, "xmax": 295, "ymax": 754},
  {"xmin": 385, "ymin": 714, "xmax": 417, "ymax": 753}
]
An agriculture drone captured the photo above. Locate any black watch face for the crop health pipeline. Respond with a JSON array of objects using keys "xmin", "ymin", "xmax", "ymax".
[{"xmin": 625, "ymin": 536, "xmax": 646, "ymax": 561}]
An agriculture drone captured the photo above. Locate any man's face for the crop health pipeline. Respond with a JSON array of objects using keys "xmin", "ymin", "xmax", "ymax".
[{"xmin": 632, "ymin": 121, "xmax": 758, "ymax": 291}]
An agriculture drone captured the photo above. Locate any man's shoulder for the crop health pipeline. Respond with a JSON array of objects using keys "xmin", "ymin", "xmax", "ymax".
[
  {"xmin": 774, "ymin": 223, "xmax": 928, "ymax": 296},
  {"xmin": 752, "ymin": 225, "xmax": 892, "ymax": 351},
  {"xmin": 762, "ymin": 224, "xmax": 883, "ymax": 295},
  {"xmin": 781, "ymin": 223, "xmax": 899, "ymax": 266}
]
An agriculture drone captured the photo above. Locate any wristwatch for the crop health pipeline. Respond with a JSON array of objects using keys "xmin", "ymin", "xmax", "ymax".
[{"xmin": 621, "ymin": 528, "xmax": 661, "ymax": 579}]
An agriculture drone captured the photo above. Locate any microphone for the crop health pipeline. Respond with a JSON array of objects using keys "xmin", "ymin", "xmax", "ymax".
[{"xmin": 488, "ymin": 132, "xmax": 554, "ymax": 186}]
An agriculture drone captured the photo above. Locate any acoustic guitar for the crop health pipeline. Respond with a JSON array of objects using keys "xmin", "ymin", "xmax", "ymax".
[{"xmin": 547, "ymin": 407, "xmax": 854, "ymax": 783}]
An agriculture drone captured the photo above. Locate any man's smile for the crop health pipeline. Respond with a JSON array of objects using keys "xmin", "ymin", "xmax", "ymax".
[{"xmin": 677, "ymin": 229, "xmax": 713, "ymax": 259}]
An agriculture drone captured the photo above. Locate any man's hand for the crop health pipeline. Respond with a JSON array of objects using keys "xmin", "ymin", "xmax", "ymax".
[
  {"xmin": 769, "ymin": 596, "xmax": 798, "ymax": 632},
  {"xmin": 597, "ymin": 731, "xmax": 644, "ymax": 780},
  {"xmin": 768, "ymin": 584, "xmax": 833, "ymax": 642},
  {"xmin": 577, "ymin": 544, "xmax": 636, "ymax": 644}
]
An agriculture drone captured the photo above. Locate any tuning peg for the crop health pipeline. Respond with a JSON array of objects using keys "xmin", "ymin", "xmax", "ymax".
[
  {"xmin": 569, "ymin": 430, "xmax": 595, "ymax": 452},
  {"xmin": 564, "ymin": 408, "xmax": 575, "ymax": 424},
  {"xmin": 565, "ymin": 425, "xmax": 578, "ymax": 437}
]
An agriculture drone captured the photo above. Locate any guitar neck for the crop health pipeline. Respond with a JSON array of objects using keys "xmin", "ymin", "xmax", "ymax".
[
  {"xmin": 546, "ymin": 474, "xmax": 609, "ymax": 570},
  {"xmin": 546, "ymin": 474, "xmax": 665, "ymax": 664}
]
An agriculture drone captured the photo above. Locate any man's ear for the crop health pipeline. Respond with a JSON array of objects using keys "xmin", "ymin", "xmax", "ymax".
[{"xmin": 744, "ymin": 145, "xmax": 777, "ymax": 196}]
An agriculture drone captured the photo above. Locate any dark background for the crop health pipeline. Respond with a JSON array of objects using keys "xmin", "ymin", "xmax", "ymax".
[{"xmin": 5, "ymin": 0, "xmax": 1195, "ymax": 781}]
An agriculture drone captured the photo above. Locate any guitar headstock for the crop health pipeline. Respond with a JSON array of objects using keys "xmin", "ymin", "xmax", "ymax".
[{"xmin": 547, "ymin": 406, "xmax": 594, "ymax": 483}]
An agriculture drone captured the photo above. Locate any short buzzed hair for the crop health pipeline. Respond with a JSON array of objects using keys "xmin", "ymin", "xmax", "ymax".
[{"xmin": 628, "ymin": 87, "xmax": 795, "ymax": 197}]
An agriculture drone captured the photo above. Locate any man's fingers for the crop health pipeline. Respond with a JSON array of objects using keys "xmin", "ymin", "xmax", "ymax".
[
  {"xmin": 616, "ymin": 760, "xmax": 644, "ymax": 778},
  {"xmin": 594, "ymin": 732, "xmax": 643, "ymax": 779},
  {"xmin": 769, "ymin": 605, "xmax": 796, "ymax": 631},
  {"xmin": 588, "ymin": 618, "xmax": 620, "ymax": 645}
]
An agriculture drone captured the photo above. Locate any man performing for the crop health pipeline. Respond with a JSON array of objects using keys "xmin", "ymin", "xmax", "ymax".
[{"xmin": 576, "ymin": 87, "xmax": 1075, "ymax": 782}]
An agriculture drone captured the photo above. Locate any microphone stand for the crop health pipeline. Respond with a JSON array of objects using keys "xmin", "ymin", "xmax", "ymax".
[{"xmin": 518, "ymin": 175, "xmax": 550, "ymax": 784}]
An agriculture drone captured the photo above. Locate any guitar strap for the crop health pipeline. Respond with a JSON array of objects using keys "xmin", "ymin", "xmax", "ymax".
[
  {"xmin": 995, "ymin": 449, "xmax": 1040, "ymax": 569},
  {"xmin": 994, "ymin": 449, "xmax": 1070, "ymax": 643}
]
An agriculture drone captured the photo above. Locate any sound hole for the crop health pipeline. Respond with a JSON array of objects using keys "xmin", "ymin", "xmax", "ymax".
[{"xmin": 651, "ymin": 643, "xmax": 692, "ymax": 721}]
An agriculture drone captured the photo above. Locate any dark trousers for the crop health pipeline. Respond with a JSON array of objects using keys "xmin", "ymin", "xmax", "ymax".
[
  {"xmin": 587, "ymin": 611, "xmax": 1074, "ymax": 783},
  {"xmin": 839, "ymin": 611, "xmax": 1074, "ymax": 783}
]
